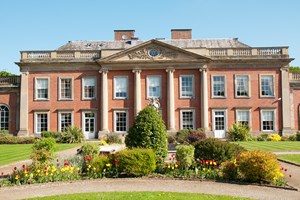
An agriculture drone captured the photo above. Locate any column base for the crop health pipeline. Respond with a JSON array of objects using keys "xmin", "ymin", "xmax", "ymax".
[
  {"xmin": 167, "ymin": 129, "xmax": 177, "ymax": 135},
  {"xmin": 281, "ymin": 127, "xmax": 293, "ymax": 136},
  {"xmin": 98, "ymin": 130, "xmax": 110, "ymax": 139},
  {"xmin": 17, "ymin": 129, "xmax": 29, "ymax": 137}
]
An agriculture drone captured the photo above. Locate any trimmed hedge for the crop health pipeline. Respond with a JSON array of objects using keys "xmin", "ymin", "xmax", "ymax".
[{"xmin": 0, "ymin": 133, "xmax": 35, "ymax": 144}]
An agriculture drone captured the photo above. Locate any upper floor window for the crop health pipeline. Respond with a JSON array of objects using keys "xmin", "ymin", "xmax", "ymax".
[
  {"xmin": 83, "ymin": 76, "xmax": 96, "ymax": 99},
  {"xmin": 212, "ymin": 75, "xmax": 225, "ymax": 97},
  {"xmin": 35, "ymin": 78, "xmax": 49, "ymax": 100},
  {"xmin": 260, "ymin": 75, "xmax": 274, "ymax": 97},
  {"xmin": 147, "ymin": 75, "xmax": 161, "ymax": 98},
  {"xmin": 235, "ymin": 75, "xmax": 249, "ymax": 97},
  {"xmin": 180, "ymin": 75, "xmax": 194, "ymax": 98},
  {"xmin": 59, "ymin": 78, "xmax": 73, "ymax": 100},
  {"xmin": 114, "ymin": 76, "xmax": 128, "ymax": 99},
  {"xmin": 0, "ymin": 105, "xmax": 9, "ymax": 131}
]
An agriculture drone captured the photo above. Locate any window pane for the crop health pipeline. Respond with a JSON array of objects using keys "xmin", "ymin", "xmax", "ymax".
[
  {"xmin": 261, "ymin": 75, "xmax": 274, "ymax": 96},
  {"xmin": 237, "ymin": 110, "xmax": 249, "ymax": 126},
  {"xmin": 60, "ymin": 78, "xmax": 72, "ymax": 99},
  {"xmin": 36, "ymin": 79, "xmax": 48, "ymax": 99},
  {"xmin": 84, "ymin": 112, "xmax": 95, "ymax": 133},
  {"xmin": 116, "ymin": 112, "xmax": 127, "ymax": 132},
  {"xmin": 60, "ymin": 113, "xmax": 72, "ymax": 131},
  {"xmin": 0, "ymin": 106, "xmax": 9, "ymax": 130},
  {"xmin": 37, "ymin": 113, "xmax": 48, "ymax": 133},
  {"xmin": 181, "ymin": 76, "xmax": 193, "ymax": 97},
  {"xmin": 262, "ymin": 111, "xmax": 274, "ymax": 131},
  {"xmin": 83, "ymin": 77, "xmax": 96, "ymax": 99},
  {"xmin": 147, "ymin": 76, "xmax": 161, "ymax": 98},
  {"xmin": 236, "ymin": 75, "xmax": 249, "ymax": 97},
  {"xmin": 213, "ymin": 76, "xmax": 225, "ymax": 97},
  {"xmin": 115, "ymin": 77, "xmax": 128, "ymax": 98},
  {"xmin": 182, "ymin": 111, "xmax": 194, "ymax": 129}
]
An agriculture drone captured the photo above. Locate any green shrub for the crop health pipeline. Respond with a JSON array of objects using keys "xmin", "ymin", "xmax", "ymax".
[
  {"xmin": 176, "ymin": 129, "xmax": 190, "ymax": 144},
  {"xmin": 289, "ymin": 134, "xmax": 296, "ymax": 141},
  {"xmin": 167, "ymin": 133, "xmax": 177, "ymax": 144},
  {"xmin": 125, "ymin": 106, "xmax": 167, "ymax": 163},
  {"xmin": 238, "ymin": 150, "xmax": 283, "ymax": 183},
  {"xmin": 194, "ymin": 138, "xmax": 245, "ymax": 163},
  {"xmin": 175, "ymin": 145, "xmax": 195, "ymax": 170},
  {"xmin": 58, "ymin": 126, "xmax": 85, "ymax": 143},
  {"xmin": 0, "ymin": 130, "xmax": 9, "ymax": 134},
  {"xmin": 0, "ymin": 134, "xmax": 35, "ymax": 144},
  {"xmin": 296, "ymin": 131, "xmax": 300, "ymax": 141},
  {"xmin": 41, "ymin": 131, "xmax": 61, "ymax": 140},
  {"xmin": 221, "ymin": 160, "xmax": 238, "ymax": 180},
  {"xmin": 116, "ymin": 148, "xmax": 156, "ymax": 177},
  {"xmin": 31, "ymin": 138, "xmax": 56, "ymax": 166},
  {"xmin": 106, "ymin": 134, "xmax": 122, "ymax": 144},
  {"xmin": 280, "ymin": 136, "xmax": 289, "ymax": 141},
  {"xmin": 267, "ymin": 133, "xmax": 281, "ymax": 141},
  {"xmin": 226, "ymin": 123, "xmax": 250, "ymax": 141},
  {"xmin": 81, "ymin": 142, "xmax": 99, "ymax": 158},
  {"xmin": 187, "ymin": 129, "xmax": 206, "ymax": 144}
]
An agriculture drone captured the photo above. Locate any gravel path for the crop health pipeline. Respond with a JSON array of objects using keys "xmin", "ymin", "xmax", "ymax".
[{"xmin": 0, "ymin": 178, "xmax": 299, "ymax": 200}]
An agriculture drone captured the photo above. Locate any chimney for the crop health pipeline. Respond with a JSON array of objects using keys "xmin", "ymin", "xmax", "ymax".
[
  {"xmin": 171, "ymin": 29, "xmax": 192, "ymax": 39},
  {"xmin": 114, "ymin": 30, "xmax": 135, "ymax": 40}
]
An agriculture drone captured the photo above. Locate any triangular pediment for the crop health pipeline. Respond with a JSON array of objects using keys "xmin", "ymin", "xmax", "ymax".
[{"xmin": 98, "ymin": 39, "xmax": 210, "ymax": 63}]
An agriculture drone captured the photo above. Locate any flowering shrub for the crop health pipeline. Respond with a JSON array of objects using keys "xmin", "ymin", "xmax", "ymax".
[
  {"xmin": 8, "ymin": 160, "xmax": 80, "ymax": 185},
  {"xmin": 31, "ymin": 138, "xmax": 56, "ymax": 167},
  {"xmin": 238, "ymin": 150, "xmax": 283, "ymax": 183},
  {"xmin": 267, "ymin": 134, "xmax": 281, "ymax": 141},
  {"xmin": 81, "ymin": 142, "xmax": 99, "ymax": 158},
  {"xmin": 220, "ymin": 160, "xmax": 238, "ymax": 180},
  {"xmin": 196, "ymin": 159, "xmax": 220, "ymax": 179}
]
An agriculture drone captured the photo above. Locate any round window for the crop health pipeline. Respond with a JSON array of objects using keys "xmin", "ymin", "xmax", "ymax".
[{"xmin": 148, "ymin": 49, "xmax": 159, "ymax": 57}]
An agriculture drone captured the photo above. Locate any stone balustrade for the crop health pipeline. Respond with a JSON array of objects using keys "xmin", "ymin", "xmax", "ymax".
[
  {"xmin": 289, "ymin": 72, "xmax": 300, "ymax": 81},
  {"xmin": 0, "ymin": 76, "xmax": 20, "ymax": 86},
  {"xmin": 20, "ymin": 47, "xmax": 289, "ymax": 61}
]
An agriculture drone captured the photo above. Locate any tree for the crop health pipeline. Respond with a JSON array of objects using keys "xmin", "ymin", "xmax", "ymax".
[
  {"xmin": 125, "ymin": 106, "xmax": 168, "ymax": 163},
  {"xmin": 0, "ymin": 70, "xmax": 17, "ymax": 76},
  {"xmin": 289, "ymin": 66, "xmax": 300, "ymax": 73}
]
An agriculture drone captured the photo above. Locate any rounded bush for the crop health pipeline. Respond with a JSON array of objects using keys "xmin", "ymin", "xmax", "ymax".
[
  {"xmin": 175, "ymin": 145, "xmax": 195, "ymax": 169},
  {"xmin": 194, "ymin": 138, "xmax": 245, "ymax": 163},
  {"xmin": 58, "ymin": 126, "xmax": 85, "ymax": 143},
  {"xmin": 116, "ymin": 148, "xmax": 156, "ymax": 177},
  {"xmin": 125, "ymin": 106, "xmax": 167, "ymax": 163},
  {"xmin": 187, "ymin": 130, "xmax": 206, "ymax": 144},
  {"xmin": 238, "ymin": 150, "xmax": 283, "ymax": 183},
  {"xmin": 267, "ymin": 134, "xmax": 281, "ymax": 141},
  {"xmin": 226, "ymin": 123, "xmax": 250, "ymax": 141}
]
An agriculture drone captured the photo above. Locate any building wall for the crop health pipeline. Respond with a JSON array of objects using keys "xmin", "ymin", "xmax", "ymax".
[{"xmin": 291, "ymin": 88, "xmax": 300, "ymax": 130}]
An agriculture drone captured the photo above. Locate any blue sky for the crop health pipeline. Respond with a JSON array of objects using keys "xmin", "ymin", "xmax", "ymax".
[{"xmin": 0, "ymin": 0, "xmax": 299, "ymax": 74}]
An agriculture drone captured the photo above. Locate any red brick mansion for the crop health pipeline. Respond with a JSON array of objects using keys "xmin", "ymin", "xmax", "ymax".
[{"xmin": 0, "ymin": 29, "xmax": 298, "ymax": 139}]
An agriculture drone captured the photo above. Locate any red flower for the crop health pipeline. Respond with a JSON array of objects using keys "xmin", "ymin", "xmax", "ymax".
[
  {"xmin": 289, "ymin": 174, "xmax": 292, "ymax": 178},
  {"xmin": 7, "ymin": 173, "xmax": 10, "ymax": 176},
  {"xmin": 1, "ymin": 172, "xmax": 3, "ymax": 175},
  {"xmin": 214, "ymin": 165, "xmax": 218, "ymax": 169},
  {"xmin": 96, "ymin": 168, "xmax": 99, "ymax": 171},
  {"xmin": 14, "ymin": 167, "xmax": 17, "ymax": 171},
  {"xmin": 57, "ymin": 159, "xmax": 59, "ymax": 162},
  {"xmin": 13, "ymin": 171, "xmax": 16, "ymax": 175},
  {"xmin": 22, "ymin": 165, "xmax": 25, "ymax": 169},
  {"xmin": 57, "ymin": 163, "xmax": 60, "ymax": 167},
  {"xmin": 285, "ymin": 169, "xmax": 288, "ymax": 172},
  {"xmin": 176, "ymin": 161, "xmax": 178, "ymax": 165}
]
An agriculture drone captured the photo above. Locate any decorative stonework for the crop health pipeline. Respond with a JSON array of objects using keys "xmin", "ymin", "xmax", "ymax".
[{"xmin": 128, "ymin": 46, "xmax": 178, "ymax": 60}]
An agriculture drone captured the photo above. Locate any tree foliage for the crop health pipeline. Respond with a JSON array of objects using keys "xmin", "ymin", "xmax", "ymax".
[
  {"xmin": 0, "ymin": 70, "xmax": 17, "ymax": 76},
  {"xmin": 289, "ymin": 66, "xmax": 300, "ymax": 73},
  {"xmin": 125, "ymin": 106, "xmax": 168, "ymax": 163}
]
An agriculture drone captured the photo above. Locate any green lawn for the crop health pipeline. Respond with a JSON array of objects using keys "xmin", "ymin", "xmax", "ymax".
[
  {"xmin": 0, "ymin": 143, "xmax": 81, "ymax": 166},
  {"xmin": 235, "ymin": 141, "xmax": 300, "ymax": 152},
  {"xmin": 26, "ymin": 191, "xmax": 251, "ymax": 200},
  {"xmin": 277, "ymin": 154, "xmax": 300, "ymax": 164}
]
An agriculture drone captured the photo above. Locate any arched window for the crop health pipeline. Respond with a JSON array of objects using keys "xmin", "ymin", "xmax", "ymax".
[{"xmin": 0, "ymin": 105, "xmax": 9, "ymax": 131}]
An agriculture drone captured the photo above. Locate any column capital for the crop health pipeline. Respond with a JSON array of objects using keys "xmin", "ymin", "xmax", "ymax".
[
  {"xmin": 166, "ymin": 68, "xmax": 175, "ymax": 73},
  {"xmin": 199, "ymin": 67, "xmax": 207, "ymax": 72},
  {"xmin": 99, "ymin": 68, "xmax": 109, "ymax": 74},
  {"xmin": 132, "ymin": 69, "xmax": 142, "ymax": 73},
  {"xmin": 280, "ymin": 67, "xmax": 289, "ymax": 72}
]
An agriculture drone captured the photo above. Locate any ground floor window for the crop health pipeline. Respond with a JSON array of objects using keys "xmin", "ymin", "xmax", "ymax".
[
  {"xmin": 59, "ymin": 112, "xmax": 73, "ymax": 131},
  {"xmin": 261, "ymin": 110, "xmax": 275, "ymax": 131},
  {"xmin": 35, "ymin": 112, "xmax": 48, "ymax": 133},
  {"xmin": 236, "ymin": 110, "xmax": 250, "ymax": 127},
  {"xmin": 114, "ymin": 110, "xmax": 128, "ymax": 133},
  {"xmin": 180, "ymin": 110, "xmax": 195, "ymax": 129},
  {"xmin": 0, "ymin": 105, "xmax": 9, "ymax": 131}
]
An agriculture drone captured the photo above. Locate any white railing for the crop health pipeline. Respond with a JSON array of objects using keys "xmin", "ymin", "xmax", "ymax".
[
  {"xmin": 207, "ymin": 47, "xmax": 288, "ymax": 57},
  {"xmin": 289, "ymin": 73, "xmax": 300, "ymax": 81},
  {"xmin": 0, "ymin": 76, "xmax": 20, "ymax": 85},
  {"xmin": 21, "ymin": 50, "xmax": 101, "ymax": 60},
  {"xmin": 27, "ymin": 51, "xmax": 50, "ymax": 59}
]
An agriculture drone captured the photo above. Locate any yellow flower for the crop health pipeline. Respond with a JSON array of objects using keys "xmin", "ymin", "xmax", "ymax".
[
  {"xmin": 50, "ymin": 173, "xmax": 53, "ymax": 176},
  {"xmin": 15, "ymin": 175, "xmax": 19, "ymax": 180},
  {"xmin": 88, "ymin": 165, "xmax": 91, "ymax": 168},
  {"xmin": 106, "ymin": 163, "xmax": 111, "ymax": 167},
  {"xmin": 45, "ymin": 172, "xmax": 49, "ymax": 176},
  {"xmin": 30, "ymin": 173, "xmax": 33, "ymax": 178},
  {"xmin": 172, "ymin": 167, "xmax": 174, "ymax": 170},
  {"xmin": 25, "ymin": 174, "xmax": 28, "ymax": 177},
  {"xmin": 36, "ymin": 169, "xmax": 40, "ymax": 173},
  {"xmin": 207, "ymin": 170, "xmax": 210, "ymax": 173},
  {"xmin": 203, "ymin": 168, "xmax": 206, "ymax": 171},
  {"xmin": 103, "ymin": 169, "xmax": 106, "ymax": 172},
  {"xmin": 175, "ymin": 164, "xmax": 178, "ymax": 168},
  {"xmin": 168, "ymin": 166, "xmax": 170, "ymax": 169},
  {"xmin": 210, "ymin": 161, "xmax": 212, "ymax": 165},
  {"xmin": 213, "ymin": 162, "xmax": 217, "ymax": 166},
  {"xmin": 76, "ymin": 167, "xmax": 80, "ymax": 171}
]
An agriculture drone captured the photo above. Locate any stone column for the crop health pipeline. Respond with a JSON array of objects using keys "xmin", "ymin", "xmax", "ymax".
[
  {"xmin": 132, "ymin": 70, "xmax": 142, "ymax": 116},
  {"xmin": 166, "ymin": 68, "xmax": 176, "ymax": 132},
  {"xmin": 99, "ymin": 69, "xmax": 109, "ymax": 133},
  {"xmin": 18, "ymin": 71, "xmax": 29, "ymax": 136},
  {"xmin": 200, "ymin": 66, "xmax": 208, "ymax": 130},
  {"xmin": 281, "ymin": 66, "xmax": 292, "ymax": 135}
]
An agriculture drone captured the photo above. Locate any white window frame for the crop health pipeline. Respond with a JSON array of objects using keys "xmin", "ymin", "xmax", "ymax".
[
  {"xmin": 82, "ymin": 111, "xmax": 97, "ymax": 134},
  {"xmin": 114, "ymin": 76, "xmax": 128, "ymax": 99},
  {"xmin": 147, "ymin": 75, "xmax": 161, "ymax": 99},
  {"xmin": 114, "ymin": 110, "xmax": 128, "ymax": 133},
  {"xmin": 180, "ymin": 75, "xmax": 194, "ymax": 98},
  {"xmin": 82, "ymin": 76, "xmax": 97, "ymax": 100},
  {"xmin": 235, "ymin": 74, "xmax": 250, "ymax": 98},
  {"xmin": 58, "ymin": 111, "xmax": 73, "ymax": 132},
  {"xmin": 212, "ymin": 109, "xmax": 228, "ymax": 132},
  {"xmin": 0, "ymin": 104, "xmax": 9, "ymax": 131},
  {"xmin": 211, "ymin": 75, "xmax": 226, "ymax": 98},
  {"xmin": 35, "ymin": 77, "xmax": 50, "ymax": 100},
  {"xmin": 34, "ymin": 111, "xmax": 49, "ymax": 134},
  {"xmin": 235, "ymin": 109, "xmax": 251, "ymax": 128},
  {"xmin": 260, "ymin": 109, "xmax": 276, "ymax": 132},
  {"xmin": 180, "ymin": 109, "xmax": 195, "ymax": 130},
  {"xmin": 59, "ymin": 77, "xmax": 74, "ymax": 100},
  {"xmin": 259, "ymin": 74, "xmax": 275, "ymax": 98}
]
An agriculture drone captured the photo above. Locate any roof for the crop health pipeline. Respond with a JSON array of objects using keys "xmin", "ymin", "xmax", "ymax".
[{"xmin": 57, "ymin": 38, "xmax": 250, "ymax": 51}]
